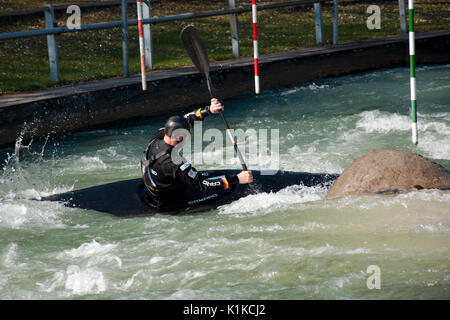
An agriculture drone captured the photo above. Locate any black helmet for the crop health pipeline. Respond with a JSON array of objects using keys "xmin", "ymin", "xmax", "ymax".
[{"xmin": 164, "ymin": 116, "xmax": 189, "ymax": 140}]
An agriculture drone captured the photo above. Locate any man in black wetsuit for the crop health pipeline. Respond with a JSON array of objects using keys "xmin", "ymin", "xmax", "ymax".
[{"xmin": 141, "ymin": 98, "xmax": 253, "ymax": 210}]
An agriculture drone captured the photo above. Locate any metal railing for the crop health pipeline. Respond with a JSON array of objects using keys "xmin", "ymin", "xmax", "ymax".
[
  {"xmin": 0, "ymin": 0, "xmax": 336, "ymax": 83},
  {"xmin": 0, "ymin": 0, "xmax": 136, "ymax": 21}
]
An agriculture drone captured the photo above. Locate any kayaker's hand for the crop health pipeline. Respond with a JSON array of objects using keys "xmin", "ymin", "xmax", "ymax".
[
  {"xmin": 237, "ymin": 171, "xmax": 253, "ymax": 184},
  {"xmin": 209, "ymin": 98, "xmax": 224, "ymax": 114}
]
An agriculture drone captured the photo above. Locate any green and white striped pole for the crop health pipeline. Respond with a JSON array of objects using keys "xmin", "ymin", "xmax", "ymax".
[{"xmin": 408, "ymin": 0, "xmax": 418, "ymax": 145}]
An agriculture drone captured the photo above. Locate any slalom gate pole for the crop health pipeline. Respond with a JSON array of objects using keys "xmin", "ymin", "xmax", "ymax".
[
  {"xmin": 137, "ymin": 0, "xmax": 147, "ymax": 90},
  {"xmin": 252, "ymin": 0, "xmax": 260, "ymax": 94},
  {"xmin": 408, "ymin": 0, "xmax": 417, "ymax": 145}
]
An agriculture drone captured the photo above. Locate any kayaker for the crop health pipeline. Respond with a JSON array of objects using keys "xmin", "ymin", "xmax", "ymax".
[{"xmin": 141, "ymin": 98, "xmax": 253, "ymax": 210}]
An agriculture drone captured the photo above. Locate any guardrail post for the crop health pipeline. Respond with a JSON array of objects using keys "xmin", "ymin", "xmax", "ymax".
[
  {"xmin": 44, "ymin": 4, "xmax": 60, "ymax": 82},
  {"xmin": 122, "ymin": 0, "xmax": 129, "ymax": 77},
  {"xmin": 333, "ymin": 0, "xmax": 338, "ymax": 45},
  {"xmin": 398, "ymin": 0, "xmax": 407, "ymax": 33},
  {"xmin": 314, "ymin": 2, "xmax": 323, "ymax": 45},
  {"xmin": 228, "ymin": 0, "xmax": 240, "ymax": 57},
  {"xmin": 142, "ymin": 0, "xmax": 153, "ymax": 69}
]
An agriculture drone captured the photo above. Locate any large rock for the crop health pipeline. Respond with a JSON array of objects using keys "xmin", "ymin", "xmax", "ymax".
[{"xmin": 325, "ymin": 149, "xmax": 450, "ymax": 200}]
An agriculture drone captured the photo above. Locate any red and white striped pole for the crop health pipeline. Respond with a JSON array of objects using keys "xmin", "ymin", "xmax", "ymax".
[
  {"xmin": 136, "ymin": 0, "xmax": 147, "ymax": 91},
  {"xmin": 252, "ymin": 0, "xmax": 260, "ymax": 94}
]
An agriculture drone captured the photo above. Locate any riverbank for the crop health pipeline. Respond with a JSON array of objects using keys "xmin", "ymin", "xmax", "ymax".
[
  {"xmin": 0, "ymin": 30, "xmax": 449, "ymax": 148},
  {"xmin": 1, "ymin": 0, "xmax": 449, "ymax": 93}
]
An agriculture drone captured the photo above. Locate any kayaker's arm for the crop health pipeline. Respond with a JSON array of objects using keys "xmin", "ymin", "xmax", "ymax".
[
  {"xmin": 184, "ymin": 106, "xmax": 211, "ymax": 128},
  {"xmin": 199, "ymin": 174, "xmax": 240, "ymax": 192},
  {"xmin": 176, "ymin": 162, "xmax": 239, "ymax": 192},
  {"xmin": 184, "ymin": 98, "xmax": 224, "ymax": 128},
  {"xmin": 199, "ymin": 171, "xmax": 252, "ymax": 189}
]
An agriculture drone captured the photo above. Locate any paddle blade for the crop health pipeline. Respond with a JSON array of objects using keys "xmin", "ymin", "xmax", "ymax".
[{"xmin": 180, "ymin": 25, "xmax": 210, "ymax": 76}]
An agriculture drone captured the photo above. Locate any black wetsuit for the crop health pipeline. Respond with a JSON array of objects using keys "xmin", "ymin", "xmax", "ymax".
[{"xmin": 141, "ymin": 106, "xmax": 239, "ymax": 210}]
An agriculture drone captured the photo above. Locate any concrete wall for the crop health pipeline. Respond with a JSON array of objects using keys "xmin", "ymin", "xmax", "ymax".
[{"xmin": 0, "ymin": 30, "xmax": 449, "ymax": 148}]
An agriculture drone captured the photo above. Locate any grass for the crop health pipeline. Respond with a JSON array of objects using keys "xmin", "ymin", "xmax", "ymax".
[{"xmin": 0, "ymin": 0, "xmax": 449, "ymax": 94}]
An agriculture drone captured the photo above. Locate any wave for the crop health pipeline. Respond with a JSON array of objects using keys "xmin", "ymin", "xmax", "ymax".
[
  {"xmin": 349, "ymin": 110, "xmax": 450, "ymax": 160},
  {"xmin": 218, "ymin": 184, "xmax": 329, "ymax": 216}
]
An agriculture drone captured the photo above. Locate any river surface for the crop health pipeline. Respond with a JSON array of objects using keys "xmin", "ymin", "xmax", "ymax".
[{"xmin": 0, "ymin": 65, "xmax": 449, "ymax": 299}]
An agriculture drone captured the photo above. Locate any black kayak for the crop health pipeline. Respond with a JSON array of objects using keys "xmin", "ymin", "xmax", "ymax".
[{"xmin": 41, "ymin": 170, "xmax": 338, "ymax": 217}]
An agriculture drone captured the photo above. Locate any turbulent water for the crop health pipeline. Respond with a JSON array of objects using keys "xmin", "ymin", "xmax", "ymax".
[{"xmin": 0, "ymin": 65, "xmax": 449, "ymax": 299}]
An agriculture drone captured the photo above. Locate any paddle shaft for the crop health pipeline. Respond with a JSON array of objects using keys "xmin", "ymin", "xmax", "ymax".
[
  {"xmin": 205, "ymin": 74, "xmax": 248, "ymax": 171},
  {"xmin": 181, "ymin": 25, "xmax": 249, "ymax": 172}
]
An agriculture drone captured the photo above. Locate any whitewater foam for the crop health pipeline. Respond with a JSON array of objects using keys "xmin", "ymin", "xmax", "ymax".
[
  {"xmin": 64, "ymin": 265, "xmax": 107, "ymax": 295},
  {"xmin": 0, "ymin": 202, "xmax": 65, "ymax": 229},
  {"xmin": 356, "ymin": 110, "xmax": 411, "ymax": 133},
  {"xmin": 58, "ymin": 240, "xmax": 119, "ymax": 262},
  {"xmin": 218, "ymin": 184, "xmax": 328, "ymax": 216}
]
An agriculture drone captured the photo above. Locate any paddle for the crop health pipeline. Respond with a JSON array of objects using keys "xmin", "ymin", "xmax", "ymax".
[{"xmin": 181, "ymin": 25, "xmax": 249, "ymax": 171}]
